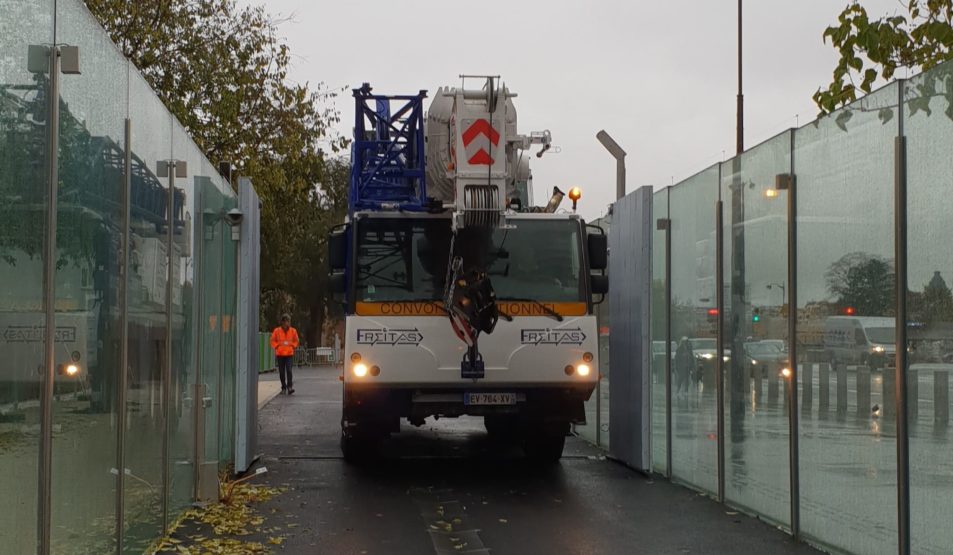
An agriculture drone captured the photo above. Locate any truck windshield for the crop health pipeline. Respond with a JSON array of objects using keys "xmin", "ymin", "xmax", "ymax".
[
  {"xmin": 355, "ymin": 218, "xmax": 451, "ymax": 302},
  {"xmin": 354, "ymin": 218, "xmax": 584, "ymax": 303},
  {"xmin": 487, "ymin": 220, "xmax": 583, "ymax": 302}
]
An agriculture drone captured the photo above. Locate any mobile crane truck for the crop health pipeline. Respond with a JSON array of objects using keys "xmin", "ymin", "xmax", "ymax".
[{"xmin": 328, "ymin": 76, "xmax": 608, "ymax": 462}]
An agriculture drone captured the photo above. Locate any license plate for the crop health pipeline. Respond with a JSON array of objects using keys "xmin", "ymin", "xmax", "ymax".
[{"xmin": 464, "ymin": 392, "xmax": 516, "ymax": 406}]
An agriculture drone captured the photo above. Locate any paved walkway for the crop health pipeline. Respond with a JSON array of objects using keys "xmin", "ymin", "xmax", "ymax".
[{"xmin": 245, "ymin": 366, "xmax": 817, "ymax": 554}]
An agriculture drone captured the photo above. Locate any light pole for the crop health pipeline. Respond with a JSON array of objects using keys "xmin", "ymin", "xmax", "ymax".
[
  {"xmin": 737, "ymin": 0, "xmax": 744, "ymax": 155},
  {"xmin": 596, "ymin": 130, "xmax": 626, "ymax": 200}
]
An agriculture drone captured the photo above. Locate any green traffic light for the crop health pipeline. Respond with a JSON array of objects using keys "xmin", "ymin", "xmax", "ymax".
[{"xmin": 752, "ymin": 315, "xmax": 760, "ymax": 322}]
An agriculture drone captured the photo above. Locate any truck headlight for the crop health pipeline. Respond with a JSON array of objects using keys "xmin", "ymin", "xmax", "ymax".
[
  {"xmin": 700, "ymin": 353, "xmax": 714, "ymax": 360},
  {"xmin": 353, "ymin": 363, "xmax": 368, "ymax": 378},
  {"xmin": 577, "ymin": 363, "xmax": 591, "ymax": 377},
  {"xmin": 872, "ymin": 345, "xmax": 885, "ymax": 354},
  {"xmin": 65, "ymin": 364, "xmax": 80, "ymax": 377}
]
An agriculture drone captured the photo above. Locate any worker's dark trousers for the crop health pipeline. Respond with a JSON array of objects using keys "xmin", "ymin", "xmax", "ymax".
[{"xmin": 277, "ymin": 356, "xmax": 294, "ymax": 390}]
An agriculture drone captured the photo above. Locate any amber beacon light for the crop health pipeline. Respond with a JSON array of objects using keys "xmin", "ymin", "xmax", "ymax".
[{"xmin": 568, "ymin": 187, "xmax": 582, "ymax": 211}]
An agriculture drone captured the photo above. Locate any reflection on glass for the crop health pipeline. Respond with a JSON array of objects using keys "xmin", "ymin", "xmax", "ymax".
[
  {"xmin": 49, "ymin": 1, "xmax": 128, "ymax": 550},
  {"xmin": 904, "ymin": 60, "xmax": 953, "ymax": 555},
  {"xmin": 651, "ymin": 190, "xmax": 668, "ymax": 473},
  {"xmin": 720, "ymin": 131, "xmax": 791, "ymax": 528},
  {"xmin": 578, "ymin": 216, "xmax": 610, "ymax": 447},
  {"xmin": 795, "ymin": 85, "xmax": 898, "ymax": 554},
  {"xmin": 123, "ymin": 72, "xmax": 171, "ymax": 552},
  {"xmin": 669, "ymin": 166, "xmax": 718, "ymax": 494},
  {"xmin": 0, "ymin": 0, "xmax": 53, "ymax": 550}
]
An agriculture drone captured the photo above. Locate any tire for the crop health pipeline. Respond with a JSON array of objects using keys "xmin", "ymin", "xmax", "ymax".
[
  {"xmin": 522, "ymin": 426, "xmax": 567, "ymax": 463},
  {"xmin": 484, "ymin": 415, "xmax": 519, "ymax": 441},
  {"xmin": 341, "ymin": 430, "xmax": 377, "ymax": 465}
]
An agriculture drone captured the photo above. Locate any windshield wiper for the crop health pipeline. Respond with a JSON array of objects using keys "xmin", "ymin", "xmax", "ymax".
[{"xmin": 496, "ymin": 297, "xmax": 564, "ymax": 321}]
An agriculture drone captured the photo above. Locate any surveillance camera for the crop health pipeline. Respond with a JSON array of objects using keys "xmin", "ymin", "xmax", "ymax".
[{"xmin": 225, "ymin": 208, "xmax": 244, "ymax": 227}]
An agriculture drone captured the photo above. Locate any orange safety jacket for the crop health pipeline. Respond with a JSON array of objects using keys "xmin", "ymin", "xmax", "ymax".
[{"xmin": 271, "ymin": 326, "xmax": 299, "ymax": 357}]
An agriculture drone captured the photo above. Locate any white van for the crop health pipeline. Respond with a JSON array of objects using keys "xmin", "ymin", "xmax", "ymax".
[{"xmin": 823, "ymin": 316, "xmax": 895, "ymax": 370}]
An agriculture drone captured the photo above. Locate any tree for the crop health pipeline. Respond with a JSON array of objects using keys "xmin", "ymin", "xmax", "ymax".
[
  {"xmin": 825, "ymin": 251, "xmax": 895, "ymax": 316},
  {"xmin": 816, "ymin": 1, "xmax": 953, "ymax": 114},
  {"xmin": 83, "ymin": 0, "xmax": 349, "ymax": 345}
]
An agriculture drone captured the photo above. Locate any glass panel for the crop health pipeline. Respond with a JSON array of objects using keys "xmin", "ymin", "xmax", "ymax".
[
  {"xmin": 903, "ymin": 60, "xmax": 953, "ymax": 555},
  {"xmin": 0, "ymin": 0, "xmax": 54, "ymax": 550},
  {"xmin": 669, "ymin": 165, "xmax": 719, "ymax": 494},
  {"xmin": 595, "ymin": 216, "xmax": 610, "ymax": 449},
  {"xmin": 219, "ymin": 186, "xmax": 238, "ymax": 468},
  {"xmin": 720, "ymin": 131, "xmax": 791, "ymax": 528},
  {"xmin": 577, "ymin": 216, "xmax": 610, "ymax": 447},
  {"xmin": 50, "ymin": 1, "xmax": 129, "ymax": 550},
  {"xmin": 795, "ymin": 84, "xmax": 898, "ymax": 554},
  {"xmin": 124, "ymin": 70, "xmax": 171, "ymax": 552},
  {"xmin": 651, "ymin": 190, "xmax": 668, "ymax": 473},
  {"xmin": 196, "ymin": 170, "xmax": 223, "ymax": 471},
  {"xmin": 168, "ymin": 123, "xmax": 200, "ymax": 515}
]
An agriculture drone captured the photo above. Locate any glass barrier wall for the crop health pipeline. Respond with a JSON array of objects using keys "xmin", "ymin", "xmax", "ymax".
[
  {"xmin": 903, "ymin": 61, "xmax": 953, "ymax": 555},
  {"xmin": 49, "ymin": 2, "xmax": 129, "ymax": 550},
  {"xmin": 645, "ymin": 58, "xmax": 953, "ymax": 555},
  {"xmin": 651, "ymin": 189, "xmax": 669, "ymax": 474},
  {"xmin": 668, "ymin": 165, "xmax": 719, "ymax": 494},
  {"xmin": 578, "ymin": 215, "xmax": 610, "ymax": 448},
  {"xmin": 795, "ymin": 84, "xmax": 898, "ymax": 554},
  {"xmin": 0, "ymin": 0, "xmax": 54, "ymax": 551},
  {"xmin": 0, "ymin": 0, "xmax": 243, "ymax": 550},
  {"xmin": 123, "ymin": 70, "xmax": 172, "ymax": 553},
  {"xmin": 720, "ymin": 131, "xmax": 791, "ymax": 528}
]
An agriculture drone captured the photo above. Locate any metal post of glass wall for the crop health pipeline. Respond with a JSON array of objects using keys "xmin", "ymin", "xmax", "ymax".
[
  {"xmin": 193, "ymin": 182, "xmax": 212, "ymax": 503},
  {"xmin": 159, "ymin": 159, "xmax": 182, "ymax": 530},
  {"xmin": 779, "ymin": 128, "xmax": 800, "ymax": 540},
  {"xmin": 894, "ymin": 78, "xmax": 911, "ymax": 555},
  {"xmin": 715, "ymin": 198, "xmax": 725, "ymax": 503},
  {"xmin": 37, "ymin": 43, "xmax": 62, "ymax": 555},
  {"xmin": 657, "ymin": 208, "xmax": 673, "ymax": 477},
  {"xmin": 114, "ymin": 117, "xmax": 133, "ymax": 552}
]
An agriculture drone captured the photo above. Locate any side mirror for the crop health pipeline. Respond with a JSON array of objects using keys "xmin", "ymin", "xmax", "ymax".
[
  {"xmin": 330, "ymin": 272, "xmax": 346, "ymax": 297},
  {"xmin": 588, "ymin": 233, "xmax": 607, "ymax": 271},
  {"xmin": 591, "ymin": 274, "xmax": 609, "ymax": 296},
  {"xmin": 329, "ymin": 226, "xmax": 347, "ymax": 272}
]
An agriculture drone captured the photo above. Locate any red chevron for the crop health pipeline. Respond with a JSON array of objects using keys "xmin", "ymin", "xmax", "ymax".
[
  {"xmin": 461, "ymin": 119, "xmax": 500, "ymax": 147},
  {"xmin": 468, "ymin": 149, "xmax": 494, "ymax": 165}
]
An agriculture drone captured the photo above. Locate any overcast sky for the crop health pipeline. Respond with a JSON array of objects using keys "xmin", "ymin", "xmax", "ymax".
[{"xmin": 237, "ymin": 0, "xmax": 900, "ymax": 220}]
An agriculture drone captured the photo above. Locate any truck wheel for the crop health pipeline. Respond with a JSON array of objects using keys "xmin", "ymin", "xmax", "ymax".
[
  {"xmin": 522, "ymin": 429, "xmax": 567, "ymax": 463},
  {"xmin": 484, "ymin": 415, "xmax": 519, "ymax": 441},
  {"xmin": 341, "ymin": 431, "xmax": 376, "ymax": 465}
]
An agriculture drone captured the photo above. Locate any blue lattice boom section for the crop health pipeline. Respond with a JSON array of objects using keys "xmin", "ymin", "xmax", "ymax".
[{"xmin": 350, "ymin": 83, "xmax": 430, "ymax": 212}]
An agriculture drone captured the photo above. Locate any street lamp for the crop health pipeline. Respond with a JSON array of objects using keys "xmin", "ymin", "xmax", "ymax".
[{"xmin": 596, "ymin": 130, "xmax": 626, "ymax": 200}]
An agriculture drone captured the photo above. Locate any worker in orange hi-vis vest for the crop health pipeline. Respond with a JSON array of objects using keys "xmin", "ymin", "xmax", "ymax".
[{"xmin": 271, "ymin": 314, "xmax": 300, "ymax": 395}]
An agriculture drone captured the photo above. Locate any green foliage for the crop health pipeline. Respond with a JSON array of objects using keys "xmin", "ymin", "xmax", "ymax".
[
  {"xmin": 825, "ymin": 251, "xmax": 895, "ymax": 316},
  {"xmin": 816, "ymin": 1, "xmax": 953, "ymax": 113},
  {"xmin": 83, "ymin": 0, "xmax": 349, "ymax": 343}
]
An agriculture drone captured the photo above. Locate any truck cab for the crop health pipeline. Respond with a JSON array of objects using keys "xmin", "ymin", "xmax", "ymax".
[{"xmin": 329, "ymin": 211, "xmax": 607, "ymax": 462}]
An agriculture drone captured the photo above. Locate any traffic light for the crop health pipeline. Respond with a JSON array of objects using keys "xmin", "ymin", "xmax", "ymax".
[
  {"xmin": 843, "ymin": 306, "xmax": 856, "ymax": 316},
  {"xmin": 752, "ymin": 308, "xmax": 761, "ymax": 323}
]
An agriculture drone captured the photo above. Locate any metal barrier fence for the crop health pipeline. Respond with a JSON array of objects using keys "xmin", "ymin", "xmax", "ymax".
[{"xmin": 294, "ymin": 347, "xmax": 338, "ymax": 366}]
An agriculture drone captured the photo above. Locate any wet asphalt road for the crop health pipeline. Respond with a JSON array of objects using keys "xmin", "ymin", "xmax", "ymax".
[{"xmin": 250, "ymin": 366, "xmax": 817, "ymax": 554}]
